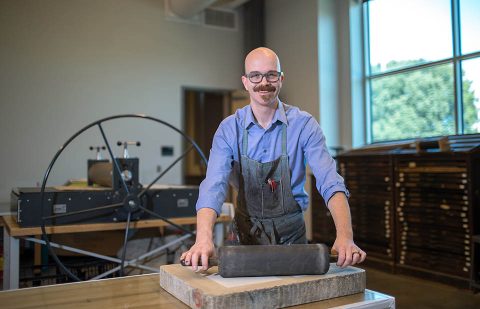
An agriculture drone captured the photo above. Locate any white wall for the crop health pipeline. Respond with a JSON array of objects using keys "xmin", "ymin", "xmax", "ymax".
[
  {"xmin": 347, "ymin": 0, "xmax": 367, "ymax": 148},
  {"xmin": 319, "ymin": 0, "xmax": 363, "ymax": 149},
  {"xmin": 0, "ymin": 0, "xmax": 244, "ymax": 207},
  {"xmin": 264, "ymin": 0, "xmax": 354, "ymax": 148},
  {"xmin": 318, "ymin": 0, "xmax": 340, "ymax": 147},
  {"xmin": 264, "ymin": 0, "xmax": 319, "ymax": 118}
]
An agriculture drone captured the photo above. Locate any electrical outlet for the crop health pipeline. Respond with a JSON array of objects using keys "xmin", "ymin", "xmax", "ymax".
[{"xmin": 161, "ymin": 146, "xmax": 174, "ymax": 156}]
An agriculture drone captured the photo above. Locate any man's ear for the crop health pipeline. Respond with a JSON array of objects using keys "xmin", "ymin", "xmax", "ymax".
[{"xmin": 241, "ymin": 75, "xmax": 249, "ymax": 91}]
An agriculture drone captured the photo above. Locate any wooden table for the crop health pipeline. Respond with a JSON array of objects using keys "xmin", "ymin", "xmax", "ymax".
[
  {"xmin": 2, "ymin": 215, "xmax": 231, "ymax": 290},
  {"xmin": 0, "ymin": 273, "xmax": 395, "ymax": 308}
]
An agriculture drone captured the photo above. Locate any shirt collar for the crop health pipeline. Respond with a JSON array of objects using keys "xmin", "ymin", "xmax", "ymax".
[{"xmin": 244, "ymin": 100, "xmax": 288, "ymax": 129}]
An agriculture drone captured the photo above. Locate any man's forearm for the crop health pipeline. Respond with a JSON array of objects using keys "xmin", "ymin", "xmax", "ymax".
[
  {"xmin": 196, "ymin": 208, "xmax": 218, "ymax": 242},
  {"xmin": 327, "ymin": 192, "xmax": 366, "ymax": 266},
  {"xmin": 327, "ymin": 192, "xmax": 353, "ymax": 239}
]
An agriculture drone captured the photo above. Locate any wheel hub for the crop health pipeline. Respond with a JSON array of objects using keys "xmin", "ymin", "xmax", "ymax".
[{"xmin": 123, "ymin": 194, "xmax": 141, "ymax": 213}]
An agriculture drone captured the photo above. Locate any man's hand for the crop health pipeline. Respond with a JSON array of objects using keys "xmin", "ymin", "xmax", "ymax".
[
  {"xmin": 180, "ymin": 208, "xmax": 217, "ymax": 271},
  {"xmin": 332, "ymin": 237, "xmax": 366, "ymax": 267},
  {"xmin": 327, "ymin": 192, "xmax": 366, "ymax": 267},
  {"xmin": 180, "ymin": 239, "xmax": 215, "ymax": 271}
]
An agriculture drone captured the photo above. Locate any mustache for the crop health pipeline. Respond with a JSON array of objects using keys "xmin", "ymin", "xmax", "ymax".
[{"xmin": 253, "ymin": 84, "xmax": 276, "ymax": 92}]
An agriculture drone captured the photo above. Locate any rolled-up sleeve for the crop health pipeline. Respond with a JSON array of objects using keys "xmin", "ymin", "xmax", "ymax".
[
  {"xmin": 195, "ymin": 121, "xmax": 234, "ymax": 216},
  {"xmin": 302, "ymin": 117, "xmax": 349, "ymax": 208}
]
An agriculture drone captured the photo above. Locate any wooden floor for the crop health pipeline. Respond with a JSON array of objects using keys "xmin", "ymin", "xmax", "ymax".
[{"xmin": 363, "ymin": 266, "xmax": 480, "ymax": 309}]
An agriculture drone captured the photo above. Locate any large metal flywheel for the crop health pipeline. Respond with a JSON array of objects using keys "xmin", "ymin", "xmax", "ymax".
[{"xmin": 39, "ymin": 114, "xmax": 207, "ymax": 281}]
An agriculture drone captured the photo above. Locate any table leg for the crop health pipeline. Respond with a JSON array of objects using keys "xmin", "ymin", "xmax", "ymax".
[
  {"xmin": 3, "ymin": 226, "xmax": 19, "ymax": 290},
  {"xmin": 34, "ymin": 236, "xmax": 42, "ymax": 275},
  {"xmin": 213, "ymin": 222, "xmax": 224, "ymax": 247}
]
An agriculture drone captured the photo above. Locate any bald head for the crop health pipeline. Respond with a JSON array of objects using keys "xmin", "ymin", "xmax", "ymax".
[
  {"xmin": 241, "ymin": 47, "xmax": 284, "ymax": 107},
  {"xmin": 244, "ymin": 47, "xmax": 281, "ymax": 74}
]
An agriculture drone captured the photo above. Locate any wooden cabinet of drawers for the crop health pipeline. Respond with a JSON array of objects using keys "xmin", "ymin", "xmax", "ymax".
[
  {"xmin": 311, "ymin": 134, "xmax": 480, "ymax": 288},
  {"xmin": 311, "ymin": 154, "xmax": 396, "ymax": 270},
  {"xmin": 310, "ymin": 176, "xmax": 336, "ymax": 246},
  {"xmin": 393, "ymin": 154, "xmax": 479, "ymax": 287},
  {"xmin": 339, "ymin": 155, "xmax": 395, "ymax": 268}
]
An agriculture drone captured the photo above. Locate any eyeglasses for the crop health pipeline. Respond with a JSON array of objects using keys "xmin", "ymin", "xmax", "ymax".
[{"xmin": 244, "ymin": 71, "xmax": 283, "ymax": 83}]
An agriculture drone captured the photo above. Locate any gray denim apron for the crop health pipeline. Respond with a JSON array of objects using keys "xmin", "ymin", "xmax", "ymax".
[{"xmin": 233, "ymin": 112, "xmax": 307, "ymax": 245}]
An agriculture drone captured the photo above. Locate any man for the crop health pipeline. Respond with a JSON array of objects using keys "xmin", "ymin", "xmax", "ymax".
[{"xmin": 181, "ymin": 47, "xmax": 366, "ymax": 270}]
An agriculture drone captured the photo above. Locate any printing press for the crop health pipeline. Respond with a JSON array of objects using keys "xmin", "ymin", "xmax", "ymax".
[
  {"xmin": 11, "ymin": 142, "xmax": 199, "ymax": 228},
  {"xmin": 10, "ymin": 115, "xmax": 206, "ymax": 229},
  {"xmin": 5, "ymin": 114, "xmax": 215, "ymax": 284}
]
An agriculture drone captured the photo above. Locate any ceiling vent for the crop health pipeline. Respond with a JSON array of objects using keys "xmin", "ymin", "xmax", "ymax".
[
  {"xmin": 164, "ymin": 1, "xmax": 238, "ymax": 31},
  {"xmin": 204, "ymin": 8, "xmax": 237, "ymax": 30}
]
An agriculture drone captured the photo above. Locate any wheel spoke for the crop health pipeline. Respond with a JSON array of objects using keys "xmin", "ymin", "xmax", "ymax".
[
  {"xmin": 43, "ymin": 202, "xmax": 123, "ymax": 221},
  {"xmin": 119, "ymin": 211, "xmax": 132, "ymax": 276},
  {"xmin": 138, "ymin": 145, "xmax": 194, "ymax": 198},
  {"xmin": 97, "ymin": 123, "xmax": 130, "ymax": 194},
  {"xmin": 138, "ymin": 205, "xmax": 193, "ymax": 235}
]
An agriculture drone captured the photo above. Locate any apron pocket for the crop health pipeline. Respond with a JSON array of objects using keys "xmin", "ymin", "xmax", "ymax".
[{"xmin": 261, "ymin": 179, "xmax": 285, "ymax": 217}]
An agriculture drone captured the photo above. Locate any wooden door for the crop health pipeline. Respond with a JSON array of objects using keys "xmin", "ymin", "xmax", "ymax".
[{"xmin": 183, "ymin": 89, "xmax": 249, "ymax": 203}]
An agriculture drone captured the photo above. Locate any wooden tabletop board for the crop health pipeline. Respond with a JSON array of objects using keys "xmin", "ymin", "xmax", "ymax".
[{"xmin": 0, "ymin": 272, "xmax": 394, "ymax": 309}]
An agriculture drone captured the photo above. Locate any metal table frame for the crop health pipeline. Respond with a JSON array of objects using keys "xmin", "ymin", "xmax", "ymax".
[{"xmin": 2, "ymin": 214, "xmax": 230, "ymax": 290}]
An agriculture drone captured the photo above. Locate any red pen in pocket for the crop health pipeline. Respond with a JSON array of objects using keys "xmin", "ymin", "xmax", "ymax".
[{"xmin": 267, "ymin": 178, "xmax": 277, "ymax": 193}]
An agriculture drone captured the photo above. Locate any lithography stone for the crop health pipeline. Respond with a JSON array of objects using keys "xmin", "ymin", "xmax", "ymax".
[{"xmin": 159, "ymin": 263, "xmax": 366, "ymax": 309}]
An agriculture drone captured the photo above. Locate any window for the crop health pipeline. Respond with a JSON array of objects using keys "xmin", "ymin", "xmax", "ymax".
[{"xmin": 363, "ymin": 0, "xmax": 480, "ymax": 142}]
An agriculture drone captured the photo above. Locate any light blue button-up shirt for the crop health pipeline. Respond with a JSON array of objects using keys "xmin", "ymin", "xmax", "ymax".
[{"xmin": 196, "ymin": 101, "xmax": 349, "ymax": 215}]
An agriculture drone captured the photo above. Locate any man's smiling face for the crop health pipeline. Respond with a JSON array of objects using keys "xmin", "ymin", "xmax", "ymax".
[{"xmin": 242, "ymin": 48, "xmax": 284, "ymax": 107}]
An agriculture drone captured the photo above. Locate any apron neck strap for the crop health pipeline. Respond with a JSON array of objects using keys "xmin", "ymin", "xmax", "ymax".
[
  {"xmin": 243, "ymin": 112, "xmax": 249, "ymax": 155},
  {"xmin": 281, "ymin": 122, "xmax": 287, "ymax": 155}
]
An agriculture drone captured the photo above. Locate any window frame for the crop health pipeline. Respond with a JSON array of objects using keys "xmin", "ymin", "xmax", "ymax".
[{"xmin": 362, "ymin": 0, "xmax": 480, "ymax": 143}]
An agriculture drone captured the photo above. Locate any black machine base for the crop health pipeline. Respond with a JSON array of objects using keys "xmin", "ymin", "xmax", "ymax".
[{"xmin": 11, "ymin": 185, "xmax": 199, "ymax": 227}]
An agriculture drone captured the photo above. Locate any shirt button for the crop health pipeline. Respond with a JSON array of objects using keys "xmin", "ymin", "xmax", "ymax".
[{"xmin": 263, "ymin": 149, "xmax": 267, "ymax": 153}]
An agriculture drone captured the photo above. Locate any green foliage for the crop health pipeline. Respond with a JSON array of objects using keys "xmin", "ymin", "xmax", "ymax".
[
  {"xmin": 371, "ymin": 60, "xmax": 479, "ymax": 142},
  {"xmin": 463, "ymin": 78, "xmax": 479, "ymax": 134}
]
